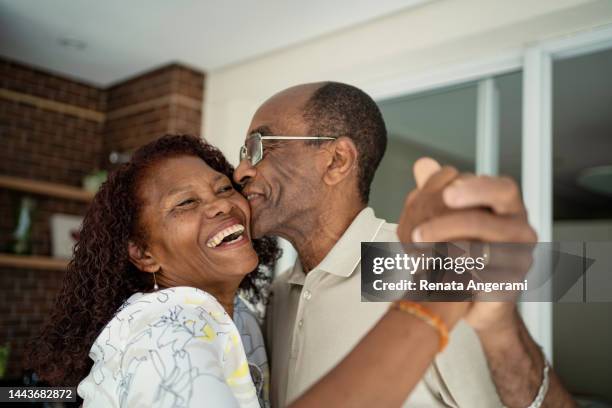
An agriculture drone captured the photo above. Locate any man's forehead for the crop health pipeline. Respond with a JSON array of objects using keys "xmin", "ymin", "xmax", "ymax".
[
  {"xmin": 246, "ymin": 109, "xmax": 305, "ymax": 138},
  {"xmin": 248, "ymin": 99, "xmax": 301, "ymax": 134},
  {"xmin": 246, "ymin": 83, "xmax": 324, "ymax": 137}
]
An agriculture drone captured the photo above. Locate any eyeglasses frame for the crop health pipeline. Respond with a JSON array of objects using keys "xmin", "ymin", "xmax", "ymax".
[{"xmin": 239, "ymin": 132, "xmax": 338, "ymax": 166}]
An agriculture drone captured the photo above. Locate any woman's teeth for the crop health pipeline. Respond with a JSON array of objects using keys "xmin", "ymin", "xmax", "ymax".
[{"xmin": 206, "ymin": 224, "xmax": 245, "ymax": 248}]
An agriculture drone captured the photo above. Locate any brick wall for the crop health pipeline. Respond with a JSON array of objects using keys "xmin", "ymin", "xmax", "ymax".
[
  {"xmin": 104, "ymin": 64, "xmax": 204, "ymax": 163},
  {"xmin": 0, "ymin": 268, "xmax": 65, "ymax": 377},
  {"xmin": 0, "ymin": 60, "xmax": 106, "ymax": 185},
  {"xmin": 0, "ymin": 58, "xmax": 205, "ymax": 380}
]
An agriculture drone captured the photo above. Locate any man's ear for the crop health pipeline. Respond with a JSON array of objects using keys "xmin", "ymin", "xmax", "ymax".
[
  {"xmin": 322, "ymin": 137, "xmax": 358, "ymax": 186},
  {"xmin": 128, "ymin": 241, "xmax": 161, "ymax": 273}
]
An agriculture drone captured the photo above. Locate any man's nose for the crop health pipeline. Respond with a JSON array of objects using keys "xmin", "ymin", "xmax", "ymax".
[{"xmin": 234, "ymin": 159, "xmax": 256, "ymax": 186}]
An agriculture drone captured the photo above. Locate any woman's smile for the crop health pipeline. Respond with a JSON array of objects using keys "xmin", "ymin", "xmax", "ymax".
[{"xmin": 205, "ymin": 217, "xmax": 249, "ymax": 250}]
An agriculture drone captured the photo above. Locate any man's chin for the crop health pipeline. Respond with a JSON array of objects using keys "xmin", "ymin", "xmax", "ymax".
[
  {"xmin": 250, "ymin": 223, "xmax": 267, "ymax": 239},
  {"xmin": 251, "ymin": 216, "xmax": 276, "ymax": 239}
]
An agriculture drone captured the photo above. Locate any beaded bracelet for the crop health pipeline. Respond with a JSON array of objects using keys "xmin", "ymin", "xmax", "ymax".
[{"xmin": 391, "ymin": 300, "xmax": 450, "ymax": 352}]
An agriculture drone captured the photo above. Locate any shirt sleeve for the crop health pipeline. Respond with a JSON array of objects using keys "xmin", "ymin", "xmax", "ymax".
[{"xmin": 114, "ymin": 301, "xmax": 244, "ymax": 408}]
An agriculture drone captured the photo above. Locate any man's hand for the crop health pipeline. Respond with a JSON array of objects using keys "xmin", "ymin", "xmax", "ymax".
[
  {"xmin": 399, "ymin": 158, "xmax": 536, "ymax": 245},
  {"xmin": 397, "ymin": 157, "xmax": 536, "ymax": 330},
  {"xmin": 397, "ymin": 157, "xmax": 575, "ymax": 408},
  {"xmin": 397, "ymin": 158, "xmax": 457, "ymax": 243},
  {"xmin": 432, "ymin": 173, "xmax": 536, "ymax": 333}
]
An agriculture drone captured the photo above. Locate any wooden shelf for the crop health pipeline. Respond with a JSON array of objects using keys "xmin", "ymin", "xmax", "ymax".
[
  {"xmin": 0, "ymin": 253, "xmax": 68, "ymax": 271},
  {"xmin": 0, "ymin": 175, "xmax": 94, "ymax": 202}
]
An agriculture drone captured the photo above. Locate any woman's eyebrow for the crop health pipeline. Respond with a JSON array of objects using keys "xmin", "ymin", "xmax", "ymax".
[
  {"xmin": 163, "ymin": 175, "xmax": 227, "ymax": 200},
  {"xmin": 165, "ymin": 184, "xmax": 195, "ymax": 198},
  {"xmin": 213, "ymin": 174, "xmax": 229, "ymax": 184}
]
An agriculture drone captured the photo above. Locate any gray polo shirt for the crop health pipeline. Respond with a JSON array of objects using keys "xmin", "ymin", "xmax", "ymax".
[{"xmin": 265, "ymin": 207, "xmax": 502, "ymax": 407}]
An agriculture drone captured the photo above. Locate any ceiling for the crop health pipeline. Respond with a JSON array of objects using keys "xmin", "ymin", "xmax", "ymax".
[
  {"xmin": 376, "ymin": 48, "xmax": 612, "ymax": 221},
  {"xmin": 0, "ymin": 0, "xmax": 426, "ymax": 86}
]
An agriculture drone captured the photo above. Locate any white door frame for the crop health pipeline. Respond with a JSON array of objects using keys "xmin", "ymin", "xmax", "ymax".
[
  {"xmin": 520, "ymin": 46, "xmax": 553, "ymax": 359},
  {"xmin": 476, "ymin": 77, "xmax": 500, "ymax": 176},
  {"xmin": 366, "ymin": 50, "xmax": 522, "ymax": 101},
  {"xmin": 366, "ymin": 24, "xmax": 612, "ymax": 362}
]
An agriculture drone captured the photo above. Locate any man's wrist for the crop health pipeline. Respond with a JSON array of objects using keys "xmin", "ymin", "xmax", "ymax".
[
  {"xmin": 477, "ymin": 311, "xmax": 546, "ymax": 407},
  {"xmin": 423, "ymin": 301, "xmax": 470, "ymax": 330},
  {"xmin": 474, "ymin": 307, "xmax": 522, "ymax": 344}
]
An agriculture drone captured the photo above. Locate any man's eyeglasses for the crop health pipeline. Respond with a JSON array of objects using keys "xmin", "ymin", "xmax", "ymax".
[{"xmin": 239, "ymin": 132, "xmax": 337, "ymax": 166}]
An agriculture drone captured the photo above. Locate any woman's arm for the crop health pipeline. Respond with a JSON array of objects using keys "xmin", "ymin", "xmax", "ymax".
[{"xmin": 289, "ymin": 302, "xmax": 468, "ymax": 408}]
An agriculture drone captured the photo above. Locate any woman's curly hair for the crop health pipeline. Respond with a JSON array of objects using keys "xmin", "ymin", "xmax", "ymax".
[{"xmin": 27, "ymin": 134, "xmax": 280, "ymax": 386}]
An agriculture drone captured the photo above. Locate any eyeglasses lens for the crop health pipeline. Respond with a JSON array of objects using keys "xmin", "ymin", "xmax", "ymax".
[{"xmin": 246, "ymin": 136, "xmax": 262, "ymax": 165}]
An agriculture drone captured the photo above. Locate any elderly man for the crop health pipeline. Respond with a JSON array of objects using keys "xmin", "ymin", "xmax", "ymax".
[{"xmin": 234, "ymin": 82, "xmax": 574, "ymax": 407}]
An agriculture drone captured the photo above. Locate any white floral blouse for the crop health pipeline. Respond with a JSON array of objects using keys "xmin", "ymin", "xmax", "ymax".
[{"xmin": 77, "ymin": 286, "xmax": 268, "ymax": 408}]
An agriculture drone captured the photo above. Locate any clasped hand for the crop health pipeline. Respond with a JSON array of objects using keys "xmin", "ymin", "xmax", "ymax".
[{"xmin": 396, "ymin": 158, "xmax": 537, "ymax": 334}]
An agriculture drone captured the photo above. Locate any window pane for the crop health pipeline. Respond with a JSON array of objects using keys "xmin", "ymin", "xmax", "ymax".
[
  {"xmin": 371, "ymin": 83, "xmax": 477, "ymax": 222},
  {"xmin": 552, "ymin": 47, "xmax": 612, "ymax": 403}
]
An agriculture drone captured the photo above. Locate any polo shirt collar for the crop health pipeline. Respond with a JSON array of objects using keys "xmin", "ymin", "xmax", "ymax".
[
  {"xmin": 287, "ymin": 207, "xmax": 385, "ymax": 284},
  {"xmin": 286, "ymin": 260, "xmax": 306, "ymax": 286}
]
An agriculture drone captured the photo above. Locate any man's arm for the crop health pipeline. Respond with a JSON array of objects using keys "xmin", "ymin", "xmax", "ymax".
[
  {"xmin": 476, "ymin": 308, "xmax": 575, "ymax": 408},
  {"xmin": 398, "ymin": 158, "xmax": 576, "ymax": 407},
  {"xmin": 290, "ymin": 302, "xmax": 469, "ymax": 408}
]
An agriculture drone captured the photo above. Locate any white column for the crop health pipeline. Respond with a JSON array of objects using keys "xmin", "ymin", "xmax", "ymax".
[
  {"xmin": 521, "ymin": 46, "xmax": 553, "ymax": 360},
  {"xmin": 476, "ymin": 78, "xmax": 500, "ymax": 176}
]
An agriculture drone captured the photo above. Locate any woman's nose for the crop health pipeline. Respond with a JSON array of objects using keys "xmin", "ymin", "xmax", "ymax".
[
  {"xmin": 204, "ymin": 197, "xmax": 234, "ymax": 218},
  {"xmin": 234, "ymin": 159, "xmax": 256, "ymax": 186}
]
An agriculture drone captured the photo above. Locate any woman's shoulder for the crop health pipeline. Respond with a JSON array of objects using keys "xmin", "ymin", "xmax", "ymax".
[
  {"xmin": 79, "ymin": 287, "xmax": 258, "ymax": 407},
  {"xmin": 118, "ymin": 286, "xmax": 230, "ymax": 323},
  {"xmin": 92, "ymin": 287, "xmax": 235, "ymax": 358}
]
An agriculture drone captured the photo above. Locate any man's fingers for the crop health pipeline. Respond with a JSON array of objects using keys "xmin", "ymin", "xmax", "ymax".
[
  {"xmin": 398, "ymin": 162, "xmax": 459, "ymax": 243},
  {"xmin": 422, "ymin": 166, "xmax": 459, "ymax": 192},
  {"xmin": 412, "ymin": 210, "xmax": 537, "ymax": 243},
  {"xmin": 413, "ymin": 157, "xmax": 441, "ymax": 189},
  {"xmin": 442, "ymin": 176, "xmax": 524, "ymax": 215},
  {"xmin": 397, "ymin": 189, "xmax": 419, "ymax": 242}
]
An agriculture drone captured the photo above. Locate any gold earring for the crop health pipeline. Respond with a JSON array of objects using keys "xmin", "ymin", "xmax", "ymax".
[{"xmin": 153, "ymin": 272, "xmax": 159, "ymax": 291}]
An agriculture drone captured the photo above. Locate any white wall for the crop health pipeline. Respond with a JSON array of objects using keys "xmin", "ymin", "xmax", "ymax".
[{"xmin": 203, "ymin": 0, "xmax": 612, "ymax": 161}]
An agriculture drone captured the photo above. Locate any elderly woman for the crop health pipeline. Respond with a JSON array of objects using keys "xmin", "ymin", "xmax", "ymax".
[{"xmin": 30, "ymin": 135, "xmax": 467, "ymax": 407}]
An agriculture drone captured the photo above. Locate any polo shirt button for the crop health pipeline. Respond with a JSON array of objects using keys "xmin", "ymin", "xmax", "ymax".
[
  {"xmin": 303, "ymin": 290, "xmax": 312, "ymax": 300},
  {"xmin": 298, "ymin": 319, "xmax": 304, "ymax": 328}
]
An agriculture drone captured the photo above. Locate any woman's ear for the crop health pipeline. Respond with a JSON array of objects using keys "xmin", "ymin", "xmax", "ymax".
[
  {"xmin": 322, "ymin": 137, "xmax": 358, "ymax": 186},
  {"xmin": 127, "ymin": 241, "xmax": 161, "ymax": 273}
]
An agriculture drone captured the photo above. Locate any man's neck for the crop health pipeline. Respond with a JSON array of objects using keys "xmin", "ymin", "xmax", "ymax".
[{"xmin": 291, "ymin": 204, "xmax": 366, "ymax": 273}]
